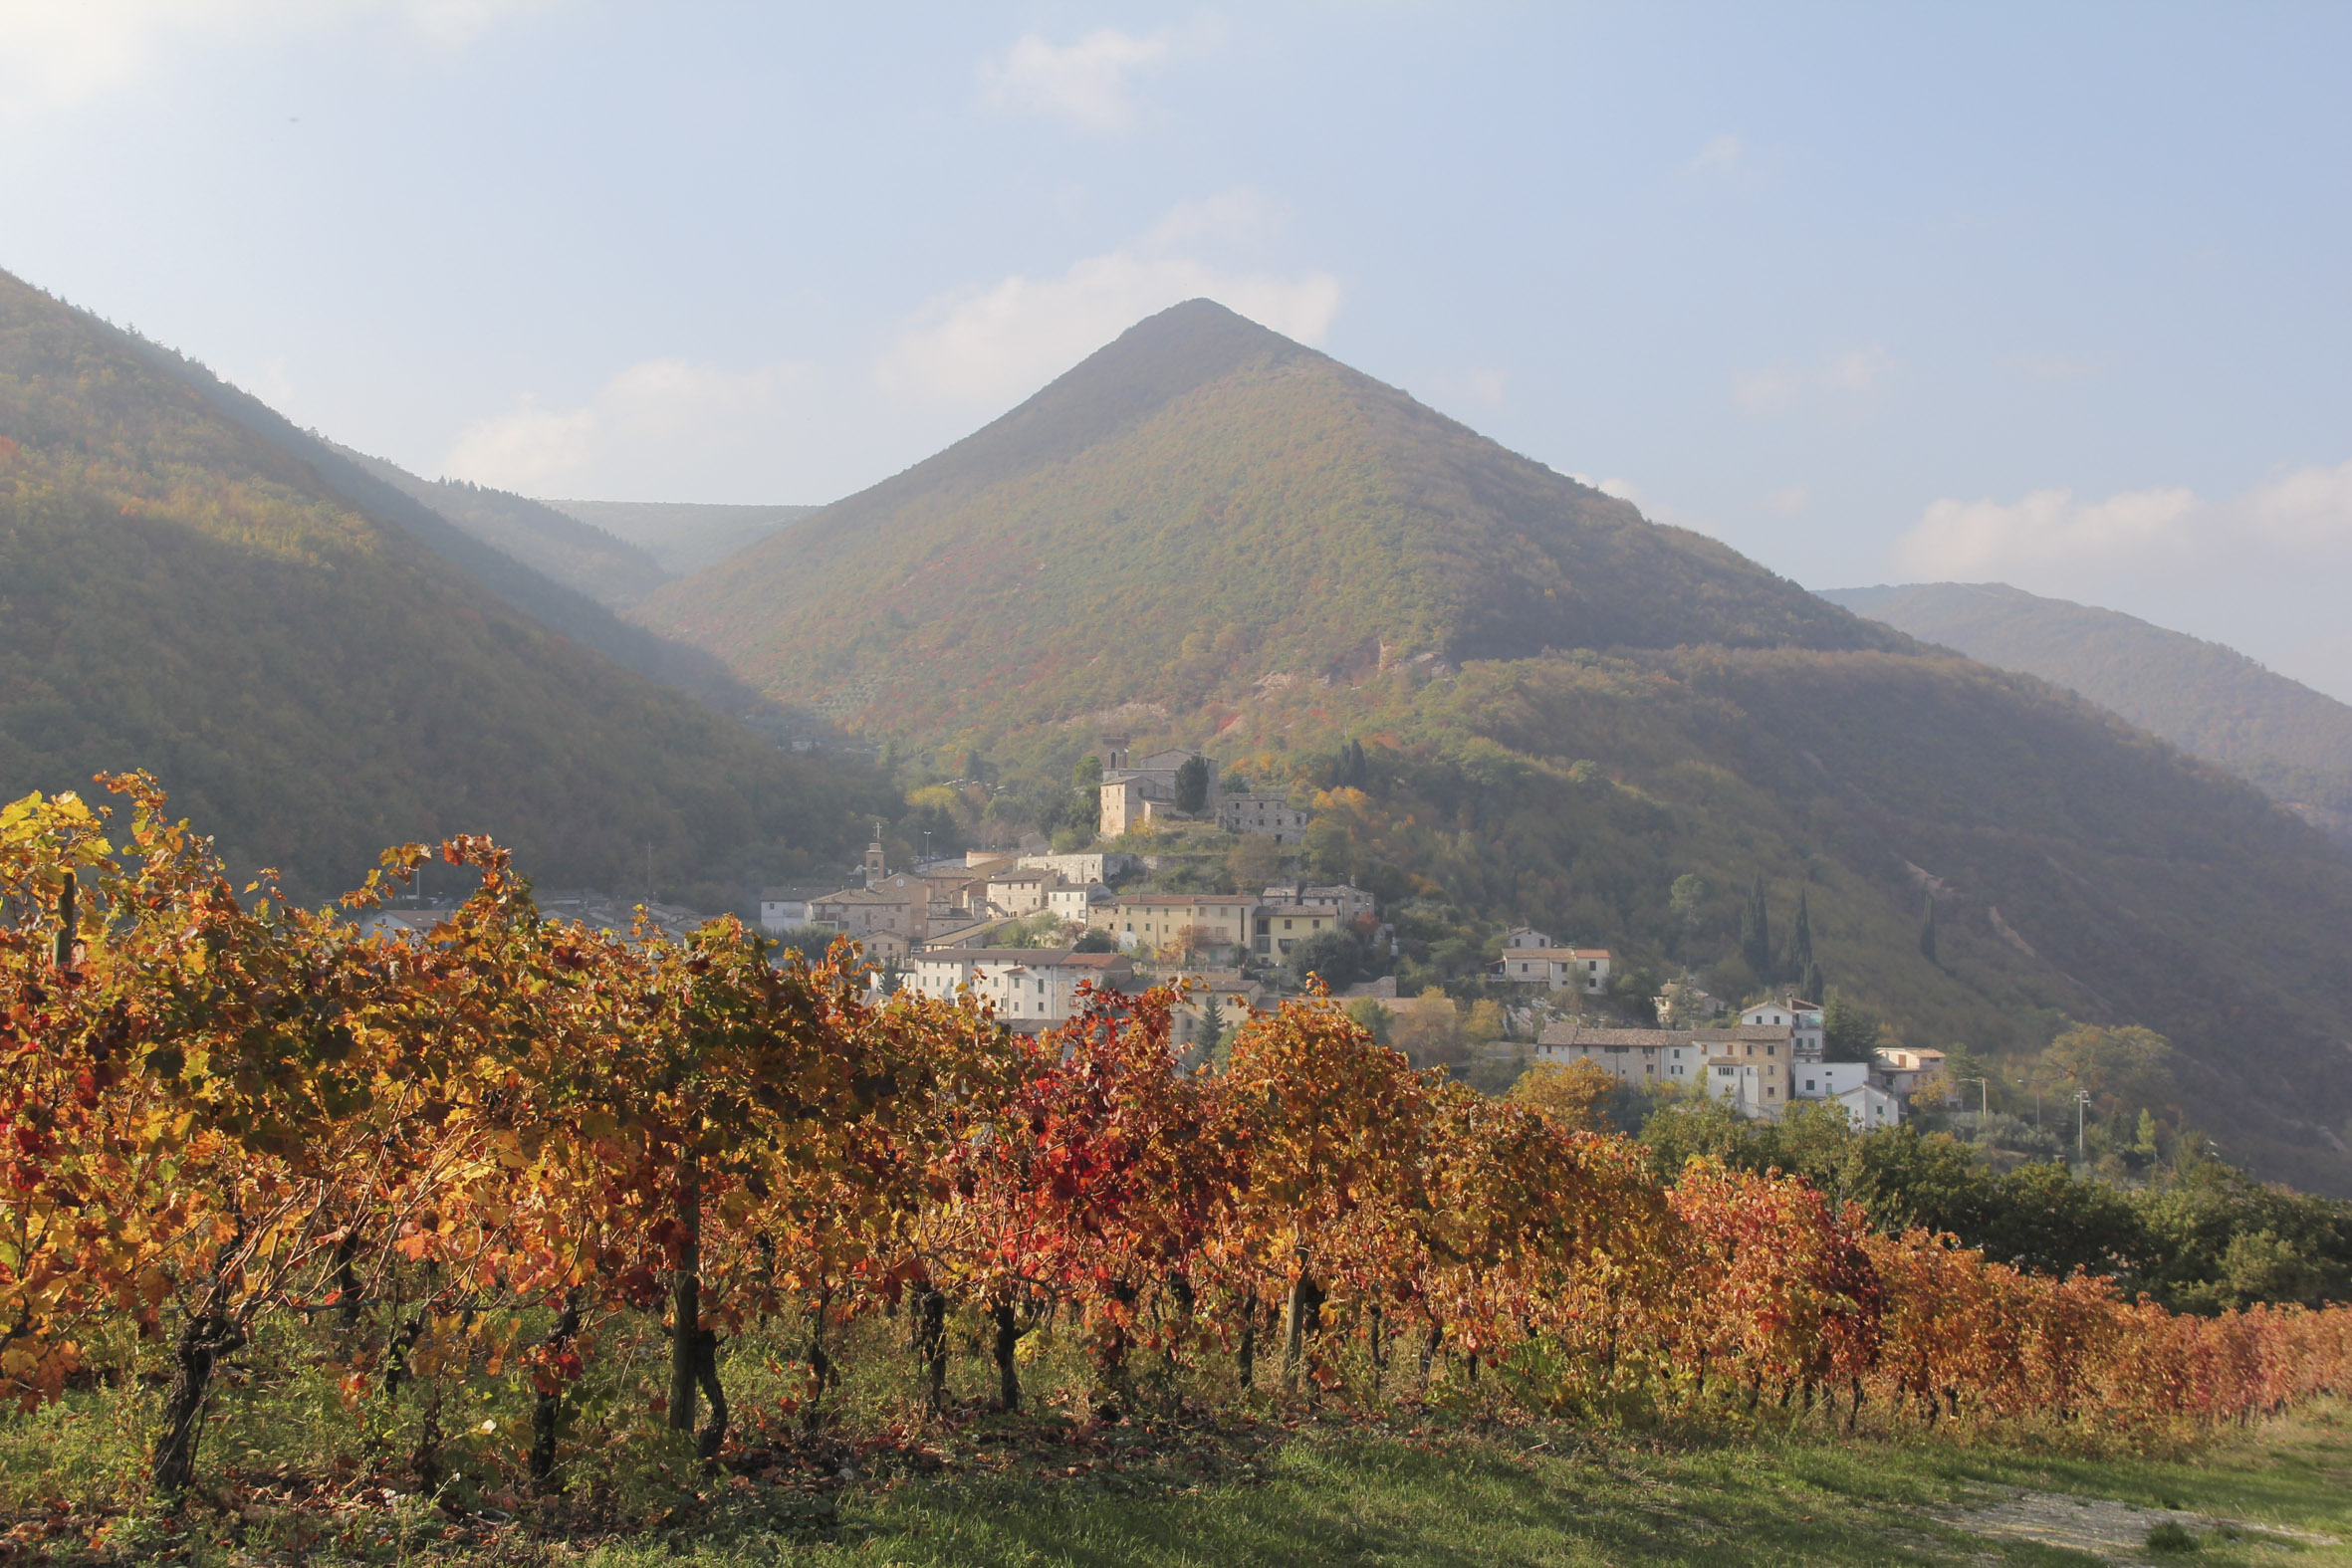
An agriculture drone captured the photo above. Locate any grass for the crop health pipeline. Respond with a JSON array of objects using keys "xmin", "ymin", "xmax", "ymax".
[
  {"xmin": 7, "ymin": 1304, "xmax": 2346, "ymax": 1566},
  {"xmin": 756, "ymin": 1404, "xmax": 2352, "ymax": 1568}
]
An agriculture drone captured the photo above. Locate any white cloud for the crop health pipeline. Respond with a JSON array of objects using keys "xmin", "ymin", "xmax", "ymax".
[
  {"xmin": 1735, "ymin": 367, "xmax": 1798, "ymax": 413},
  {"xmin": 977, "ymin": 22, "xmax": 1220, "ymax": 132},
  {"xmin": 1735, "ymin": 344, "xmax": 1895, "ymax": 413},
  {"xmin": 0, "ymin": 0, "xmax": 551, "ymax": 117},
  {"xmin": 1821, "ymin": 344, "xmax": 1892, "ymax": 392},
  {"xmin": 876, "ymin": 193, "xmax": 1341, "ymax": 406},
  {"xmin": 443, "ymin": 357, "xmax": 814, "ymax": 493},
  {"xmin": 1891, "ymin": 460, "xmax": 2352, "ymax": 584},
  {"xmin": 1687, "ymin": 133, "xmax": 1744, "ymax": 175}
]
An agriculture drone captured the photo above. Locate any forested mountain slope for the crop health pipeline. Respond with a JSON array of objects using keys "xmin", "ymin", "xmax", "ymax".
[
  {"xmin": 111, "ymin": 340, "xmax": 771, "ymax": 716},
  {"xmin": 638, "ymin": 300, "xmax": 1897, "ymax": 736},
  {"xmin": 1826, "ymin": 582, "xmax": 2352, "ymax": 843},
  {"xmin": 0, "ymin": 269, "xmax": 880, "ymax": 903}
]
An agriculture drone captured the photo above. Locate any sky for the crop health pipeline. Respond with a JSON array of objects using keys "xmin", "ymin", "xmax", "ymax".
[{"xmin": 4, "ymin": 2, "xmax": 2350, "ymax": 699}]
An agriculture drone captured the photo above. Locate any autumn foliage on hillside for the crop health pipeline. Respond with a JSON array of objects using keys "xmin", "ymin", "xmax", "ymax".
[{"xmin": 3, "ymin": 780, "xmax": 2348, "ymax": 1503}]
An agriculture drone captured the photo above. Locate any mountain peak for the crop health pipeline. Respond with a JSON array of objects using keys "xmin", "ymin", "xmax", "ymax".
[{"xmin": 641, "ymin": 304, "xmax": 1894, "ymax": 738}]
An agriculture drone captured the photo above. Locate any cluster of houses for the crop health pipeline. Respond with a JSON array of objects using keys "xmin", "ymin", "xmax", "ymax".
[
  {"xmin": 1535, "ymin": 995, "xmax": 1948, "ymax": 1126},
  {"xmin": 756, "ymin": 742, "xmax": 1951, "ymax": 1130}
]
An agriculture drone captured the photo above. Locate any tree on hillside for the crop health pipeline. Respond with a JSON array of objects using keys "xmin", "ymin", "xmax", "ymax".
[
  {"xmin": 1784, "ymin": 891, "xmax": 1815, "ymax": 995},
  {"xmin": 1174, "ymin": 755, "xmax": 1212, "ymax": 814},
  {"xmin": 1740, "ymin": 873, "xmax": 1773, "ymax": 984},
  {"xmin": 1072, "ymin": 754, "xmax": 1104, "ymax": 789},
  {"xmin": 1227, "ymin": 832, "xmax": 1285, "ymax": 887},
  {"xmin": 1821, "ymin": 991, "xmax": 1883, "ymax": 1063},
  {"xmin": 1288, "ymin": 929, "xmax": 1364, "ymax": 990},
  {"xmin": 1303, "ymin": 816, "xmax": 1355, "ymax": 881},
  {"xmin": 1389, "ymin": 988, "xmax": 1468, "ymax": 1071},
  {"xmin": 1918, "ymin": 895, "xmax": 1938, "ymax": 966},
  {"xmin": 1073, "ymin": 928, "xmax": 1117, "ymax": 953},
  {"xmin": 1344, "ymin": 997, "xmax": 1393, "ymax": 1044},
  {"xmin": 2041, "ymin": 1023, "xmax": 2179, "ymax": 1123},
  {"xmin": 1335, "ymin": 739, "xmax": 1369, "ymax": 788}
]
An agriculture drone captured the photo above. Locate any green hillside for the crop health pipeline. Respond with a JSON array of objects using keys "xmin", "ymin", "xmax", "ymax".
[
  {"xmin": 637, "ymin": 300, "xmax": 1894, "ymax": 735},
  {"xmin": 547, "ymin": 498, "xmax": 818, "ymax": 576},
  {"xmin": 640, "ymin": 301, "xmax": 2352, "ymax": 1193},
  {"xmin": 0, "ymin": 268, "xmax": 881, "ymax": 903},
  {"xmin": 330, "ymin": 448, "xmax": 672, "ymax": 606},
  {"xmin": 1826, "ymin": 581, "xmax": 2352, "ymax": 842}
]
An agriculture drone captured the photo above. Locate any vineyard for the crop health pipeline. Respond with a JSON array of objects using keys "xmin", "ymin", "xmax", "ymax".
[{"xmin": 4, "ymin": 778, "xmax": 2350, "ymax": 1538}]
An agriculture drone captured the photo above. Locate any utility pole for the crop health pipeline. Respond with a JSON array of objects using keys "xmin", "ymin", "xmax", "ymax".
[
  {"xmin": 2074, "ymin": 1089, "xmax": 2092, "ymax": 1161},
  {"xmin": 1968, "ymin": 1077, "xmax": 1991, "ymax": 1133}
]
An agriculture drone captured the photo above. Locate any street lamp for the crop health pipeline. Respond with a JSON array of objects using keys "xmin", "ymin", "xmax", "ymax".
[
  {"xmin": 1967, "ymin": 1077, "xmax": 1992, "ymax": 1133},
  {"xmin": 2073, "ymin": 1089, "xmax": 2092, "ymax": 1161}
]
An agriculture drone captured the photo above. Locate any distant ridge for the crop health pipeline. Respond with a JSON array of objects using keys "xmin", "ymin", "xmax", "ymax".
[
  {"xmin": 1826, "ymin": 582, "xmax": 2352, "ymax": 843},
  {"xmin": 639, "ymin": 299, "xmax": 1896, "ymax": 736},
  {"xmin": 543, "ymin": 500, "xmax": 818, "ymax": 577},
  {"xmin": 329, "ymin": 450, "xmax": 671, "ymax": 607}
]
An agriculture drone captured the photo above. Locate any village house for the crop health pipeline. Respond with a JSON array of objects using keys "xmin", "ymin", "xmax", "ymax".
[
  {"xmin": 1872, "ymin": 1046, "xmax": 1952, "ymax": 1101},
  {"xmin": 1503, "ymin": 926, "xmax": 1554, "ymax": 950},
  {"xmin": 1497, "ymin": 945, "xmax": 1614, "ymax": 995},
  {"xmin": 757, "ymin": 886, "xmax": 830, "ymax": 934},
  {"xmin": 1253, "ymin": 901, "xmax": 1342, "ymax": 958},
  {"xmin": 802, "ymin": 886, "xmax": 918, "ymax": 965},
  {"xmin": 910, "ymin": 947, "xmax": 1136, "ymax": 1026},
  {"xmin": 1696, "ymin": 1023, "xmax": 1794, "ymax": 1116},
  {"xmin": 985, "ymin": 868, "xmax": 1056, "ymax": 916},
  {"xmin": 1045, "ymin": 879, "xmax": 1113, "ymax": 924},
  {"xmin": 1216, "ymin": 791, "xmax": 1309, "ymax": 841},
  {"xmin": 1017, "ymin": 850, "xmax": 1135, "ymax": 885},
  {"xmin": 1089, "ymin": 893, "xmax": 1256, "ymax": 958},
  {"xmin": 1742, "ymin": 997, "xmax": 1824, "ymax": 1059},
  {"xmin": 1791, "ymin": 1059, "xmax": 1906, "ymax": 1127},
  {"xmin": 1536, "ymin": 1019, "xmax": 1794, "ymax": 1117},
  {"xmin": 1261, "ymin": 882, "xmax": 1376, "ymax": 921},
  {"xmin": 1096, "ymin": 744, "xmax": 1221, "ymax": 837},
  {"xmin": 1535, "ymin": 1023, "xmax": 1711, "ymax": 1087}
]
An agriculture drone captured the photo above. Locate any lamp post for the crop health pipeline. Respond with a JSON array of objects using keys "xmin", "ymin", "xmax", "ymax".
[
  {"xmin": 1967, "ymin": 1076, "xmax": 1991, "ymax": 1134},
  {"xmin": 2073, "ymin": 1089, "xmax": 2092, "ymax": 1161}
]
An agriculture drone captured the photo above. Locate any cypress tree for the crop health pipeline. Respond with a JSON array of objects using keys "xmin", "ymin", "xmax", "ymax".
[
  {"xmin": 1784, "ymin": 890, "xmax": 1815, "ymax": 992},
  {"xmin": 1739, "ymin": 873, "xmax": 1773, "ymax": 984},
  {"xmin": 1919, "ymin": 896, "xmax": 1938, "ymax": 966},
  {"xmin": 1800, "ymin": 960, "xmax": 1825, "ymax": 1007}
]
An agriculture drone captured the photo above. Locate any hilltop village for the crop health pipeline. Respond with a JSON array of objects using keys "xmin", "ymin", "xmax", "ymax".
[{"xmin": 759, "ymin": 740, "xmax": 1955, "ymax": 1127}]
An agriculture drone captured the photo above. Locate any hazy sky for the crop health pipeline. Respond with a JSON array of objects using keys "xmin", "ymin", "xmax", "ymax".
[{"xmin": 5, "ymin": 3, "xmax": 2350, "ymax": 698}]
